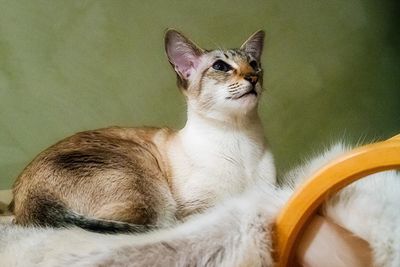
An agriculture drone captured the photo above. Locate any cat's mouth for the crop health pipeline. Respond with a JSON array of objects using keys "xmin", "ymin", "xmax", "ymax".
[
  {"xmin": 225, "ymin": 88, "xmax": 258, "ymax": 100},
  {"xmin": 236, "ymin": 89, "xmax": 258, "ymax": 99}
]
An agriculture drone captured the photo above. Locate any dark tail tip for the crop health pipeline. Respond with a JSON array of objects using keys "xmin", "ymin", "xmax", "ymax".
[
  {"xmin": 64, "ymin": 211, "xmax": 154, "ymax": 234},
  {"xmin": 29, "ymin": 196, "xmax": 153, "ymax": 234}
]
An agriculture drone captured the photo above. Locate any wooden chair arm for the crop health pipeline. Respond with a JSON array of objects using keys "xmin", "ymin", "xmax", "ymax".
[{"xmin": 274, "ymin": 134, "xmax": 400, "ymax": 267}]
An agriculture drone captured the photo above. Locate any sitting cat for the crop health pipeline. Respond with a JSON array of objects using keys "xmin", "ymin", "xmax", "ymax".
[{"xmin": 10, "ymin": 29, "xmax": 276, "ymax": 232}]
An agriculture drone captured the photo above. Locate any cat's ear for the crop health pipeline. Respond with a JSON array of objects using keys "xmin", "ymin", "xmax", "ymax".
[
  {"xmin": 165, "ymin": 29, "xmax": 204, "ymax": 80},
  {"xmin": 240, "ymin": 30, "xmax": 265, "ymax": 62}
]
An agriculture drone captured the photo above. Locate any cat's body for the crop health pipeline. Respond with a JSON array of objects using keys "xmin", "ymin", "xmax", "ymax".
[
  {"xmin": 11, "ymin": 127, "xmax": 177, "ymax": 230},
  {"xmin": 1, "ymin": 143, "xmax": 399, "ymax": 267},
  {"xmin": 11, "ymin": 30, "xmax": 275, "ymax": 232}
]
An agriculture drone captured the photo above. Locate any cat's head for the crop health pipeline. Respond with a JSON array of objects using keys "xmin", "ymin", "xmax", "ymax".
[{"xmin": 165, "ymin": 29, "xmax": 265, "ymax": 121}]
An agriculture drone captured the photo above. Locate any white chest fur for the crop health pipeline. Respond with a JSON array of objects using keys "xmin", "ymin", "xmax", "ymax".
[{"xmin": 167, "ymin": 112, "xmax": 276, "ymax": 214}]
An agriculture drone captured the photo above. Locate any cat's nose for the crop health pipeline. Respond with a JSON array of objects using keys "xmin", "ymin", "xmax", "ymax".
[{"xmin": 244, "ymin": 75, "xmax": 258, "ymax": 86}]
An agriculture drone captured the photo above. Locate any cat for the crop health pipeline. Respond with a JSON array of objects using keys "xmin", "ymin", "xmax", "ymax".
[
  {"xmin": 10, "ymin": 29, "xmax": 276, "ymax": 233},
  {"xmin": 1, "ymin": 143, "xmax": 399, "ymax": 267}
]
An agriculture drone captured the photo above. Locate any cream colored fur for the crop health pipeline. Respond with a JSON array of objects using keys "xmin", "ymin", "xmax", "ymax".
[{"xmin": 166, "ymin": 108, "xmax": 275, "ymax": 215}]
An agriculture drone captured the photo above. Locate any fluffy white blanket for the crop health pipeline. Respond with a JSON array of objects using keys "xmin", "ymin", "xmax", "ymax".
[{"xmin": 0, "ymin": 144, "xmax": 399, "ymax": 267}]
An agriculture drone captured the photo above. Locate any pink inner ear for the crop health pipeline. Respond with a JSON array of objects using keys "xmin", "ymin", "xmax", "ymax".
[
  {"xmin": 168, "ymin": 43, "xmax": 201, "ymax": 79},
  {"xmin": 176, "ymin": 60, "xmax": 198, "ymax": 79}
]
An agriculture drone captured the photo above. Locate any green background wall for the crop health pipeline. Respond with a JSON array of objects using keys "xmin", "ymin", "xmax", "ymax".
[{"xmin": 0, "ymin": 0, "xmax": 399, "ymax": 189}]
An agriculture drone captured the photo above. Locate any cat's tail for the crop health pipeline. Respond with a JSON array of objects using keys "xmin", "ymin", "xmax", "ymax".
[
  {"xmin": 63, "ymin": 210, "xmax": 154, "ymax": 234},
  {"xmin": 18, "ymin": 196, "xmax": 154, "ymax": 234}
]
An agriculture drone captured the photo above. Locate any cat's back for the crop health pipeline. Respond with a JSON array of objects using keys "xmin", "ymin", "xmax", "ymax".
[{"xmin": 14, "ymin": 126, "xmax": 172, "ymax": 184}]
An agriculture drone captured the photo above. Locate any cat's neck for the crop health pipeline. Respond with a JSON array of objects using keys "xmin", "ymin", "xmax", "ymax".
[{"xmin": 179, "ymin": 106, "xmax": 266, "ymax": 147}]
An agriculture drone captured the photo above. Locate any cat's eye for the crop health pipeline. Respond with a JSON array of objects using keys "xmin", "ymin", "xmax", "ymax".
[
  {"xmin": 212, "ymin": 60, "xmax": 232, "ymax": 72},
  {"xmin": 249, "ymin": 60, "xmax": 258, "ymax": 70}
]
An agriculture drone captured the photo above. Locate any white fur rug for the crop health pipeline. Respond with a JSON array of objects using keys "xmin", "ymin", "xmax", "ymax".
[{"xmin": 0, "ymin": 144, "xmax": 399, "ymax": 267}]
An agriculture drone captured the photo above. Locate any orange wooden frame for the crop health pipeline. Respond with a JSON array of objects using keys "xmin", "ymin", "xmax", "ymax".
[{"xmin": 274, "ymin": 134, "xmax": 400, "ymax": 267}]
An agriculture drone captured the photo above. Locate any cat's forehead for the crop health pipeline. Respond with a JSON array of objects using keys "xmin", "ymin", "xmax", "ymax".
[{"xmin": 206, "ymin": 49, "xmax": 253, "ymax": 62}]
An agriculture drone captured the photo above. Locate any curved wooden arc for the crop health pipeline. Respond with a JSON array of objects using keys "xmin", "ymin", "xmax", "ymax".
[{"xmin": 275, "ymin": 135, "xmax": 400, "ymax": 267}]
